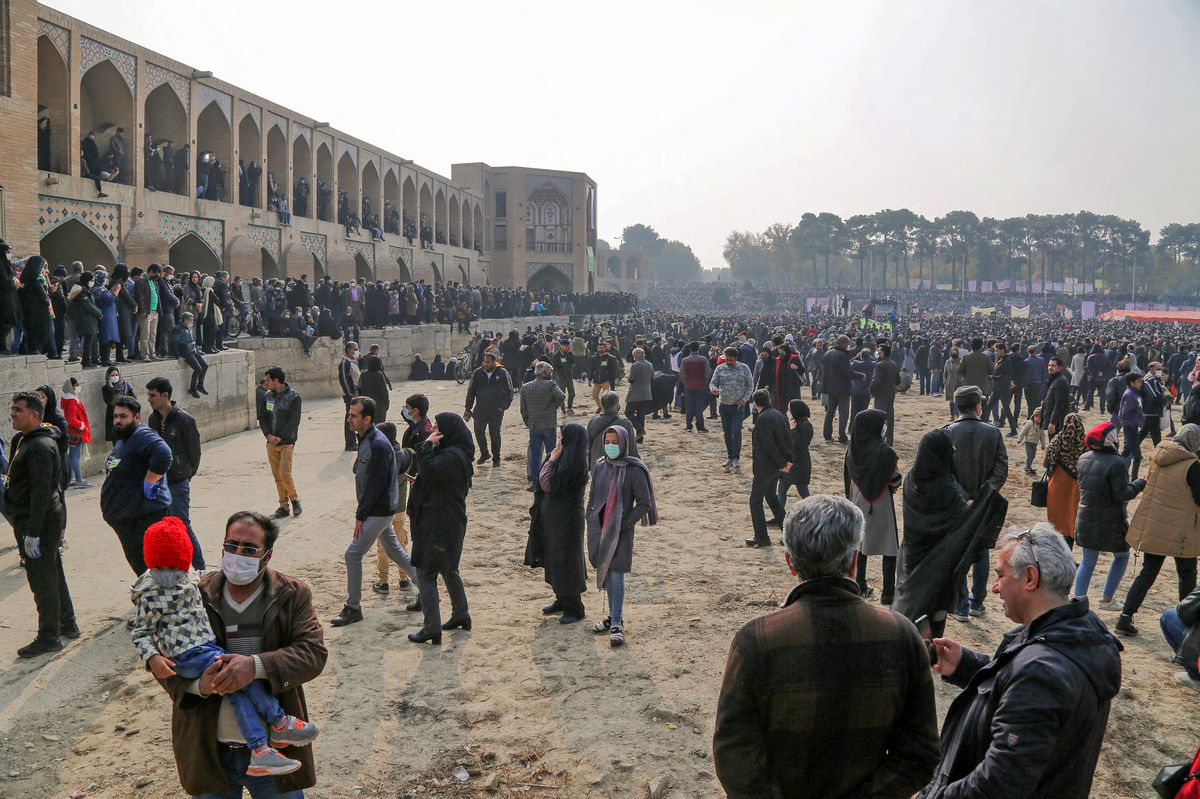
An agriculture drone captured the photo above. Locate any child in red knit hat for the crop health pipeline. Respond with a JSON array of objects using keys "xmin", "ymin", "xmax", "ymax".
[{"xmin": 130, "ymin": 517, "xmax": 319, "ymax": 777}]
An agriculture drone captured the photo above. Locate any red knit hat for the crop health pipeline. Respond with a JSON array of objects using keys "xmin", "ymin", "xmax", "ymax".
[
  {"xmin": 143, "ymin": 517, "xmax": 193, "ymax": 571},
  {"xmin": 1086, "ymin": 421, "xmax": 1117, "ymax": 451}
]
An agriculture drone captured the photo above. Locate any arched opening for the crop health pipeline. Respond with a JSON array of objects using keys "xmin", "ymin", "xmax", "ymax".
[
  {"xmin": 396, "ymin": 256, "xmax": 412, "ymax": 283},
  {"xmin": 383, "ymin": 169, "xmax": 400, "ymax": 235},
  {"xmin": 80, "ymin": 60, "xmax": 134, "ymax": 185},
  {"xmin": 197, "ymin": 102, "xmax": 232, "ymax": 202},
  {"xmin": 337, "ymin": 152, "xmax": 359, "ymax": 229},
  {"xmin": 457, "ymin": 262, "xmax": 468, "ymax": 284},
  {"xmin": 402, "ymin": 177, "xmax": 418, "ymax": 237},
  {"xmin": 41, "ymin": 219, "xmax": 116, "ymax": 269},
  {"xmin": 473, "ymin": 206, "xmax": 484, "ymax": 251},
  {"xmin": 144, "ymin": 84, "xmax": 188, "ymax": 194},
  {"xmin": 169, "ymin": 232, "xmax": 222, "ymax": 274},
  {"xmin": 266, "ymin": 125, "xmax": 287, "ymax": 211},
  {"xmin": 261, "ymin": 249, "xmax": 280, "ymax": 281},
  {"xmin": 361, "ymin": 161, "xmax": 380, "ymax": 232},
  {"xmin": 607, "ymin": 254, "xmax": 621, "ymax": 278},
  {"xmin": 354, "ymin": 253, "xmax": 372, "ymax": 282},
  {"xmin": 37, "ymin": 37, "xmax": 70, "ymax": 174},
  {"xmin": 316, "ymin": 143, "xmax": 333, "ymax": 221},
  {"xmin": 313, "ymin": 253, "xmax": 325, "ymax": 281},
  {"xmin": 238, "ymin": 114, "xmax": 262, "ymax": 207},
  {"xmin": 434, "ymin": 188, "xmax": 448, "ymax": 245},
  {"xmin": 418, "ymin": 183, "xmax": 434, "ymax": 247},
  {"xmin": 430, "ymin": 260, "xmax": 443, "ymax": 285},
  {"xmin": 449, "ymin": 197, "xmax": 461, "ymax": 247},
  {"xmin": 529, "ymin": 264, "xmax": 572, "ymax": 293},
  {"xmin": 461, "ymin": 201, "xmax": 474, "ymax": 253},
  {"xmin": 291, "ymin": 135, "xmax": 312, "ymax": 218}
]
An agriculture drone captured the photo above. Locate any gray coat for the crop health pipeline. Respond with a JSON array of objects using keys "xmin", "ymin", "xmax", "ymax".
[
  {"xmin": 520, "ymin": 376, "xmax": 565, "ymax": 432},
  {"xmin": 586, "ymin": 412, "xmax": 637, "ymax": 465},
  {"xmin": 944, "ymin": 414, "xmax": 1008, "ymax": 498},
  {"xmin": 586, "ymin": 460, "xmax": 654, "ymax": 575},
  {"xmin": 626, "ymin": 359, "xmax": 654, "ymax": 403}
]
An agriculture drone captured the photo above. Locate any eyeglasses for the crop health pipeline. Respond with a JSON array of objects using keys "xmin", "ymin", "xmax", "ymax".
[
  {"xmin": 1015, "ymin": 529, "xmax": 1041, "ymax": 581},
  {"xmin": 223, "ymin": 541, "xmax": 268, "ymax": 556}
]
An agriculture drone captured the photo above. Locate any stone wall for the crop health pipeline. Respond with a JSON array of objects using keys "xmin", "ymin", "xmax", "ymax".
[{"xmin": 0, "ymin": 315, "xmax": 570, "ymax": 477}]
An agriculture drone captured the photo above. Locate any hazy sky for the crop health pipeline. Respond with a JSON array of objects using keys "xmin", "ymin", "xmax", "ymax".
[{"xmin": 50, "ymin": 0, "xmax": 1200, "ymax": 270}]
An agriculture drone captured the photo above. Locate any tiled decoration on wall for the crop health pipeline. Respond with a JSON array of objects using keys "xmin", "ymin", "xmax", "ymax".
[
  {"xmin": 80, "ymin": 36, "xmax": 136, "ymax": 93},
  {"xmin": 197, "ymin": 84, "xmax": 233, "ymax": 124},
  {"xmin": 246, "ymin": 225, "xmax": 281, "ymax": 264},
  {"xmin": 267, "ymin": 111, "xmax": 288, "ymax": 137},
  {"xmin": 299, "ymin": 232, "xmax": 327, "ymax": 267},
  {"xmin": 158, "ymin": 212, "xmax": 224, "ymax": 262},
  {"xmin": 293, "ymin": 122, "xmax": 312, "ymax": 144},
  {"xmin": 38, "ymin": 195, "xmax": 121, "ymax": 257},
  {"xmin": 238, "ymin": 100, "xmax": 262, "ymax": 131},
  {"xmin": 345, "ymin": 240, "xmax": 375, "ymax": 268},
  {"xmin": 145, "ymin": 63, "xmax": 190, "ymax": 112},
  {"xmin": 527, "ymin": 262, "xmax": 572, "ymax": 280},
  {"xmin": 37, "ymin": 19, "xmax": 70, "ymax": 69},
  {"xmin": 390, "ymin": 246, "xmax": 412, "ymax": 267},
  {"xmin": 429, "ymin": 251, "xmax": 445, "ymax": 280},
  {"xmin": 453, "ymin": 255, "xmax": 470, "ymax": 280},
  {"xmin": 337, "ymin": 140, "xmax": 358, "ymax": 167}
]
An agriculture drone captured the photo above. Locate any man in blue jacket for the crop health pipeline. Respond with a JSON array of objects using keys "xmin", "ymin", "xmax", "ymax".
[
  {"xmin": 331, "ymin": 396, "xmax": 414, "ymax": 627},
  {"xmin": 100, "ymin": 396, "xmax": 172, "ymax": 575},
  {"xmin": 1023, "ymin": 345, "xmax": 1046, "ymax": 416}
]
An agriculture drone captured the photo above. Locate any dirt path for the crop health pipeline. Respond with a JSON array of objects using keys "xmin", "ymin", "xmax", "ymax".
[{"xmin": 0, "ymin": 382, "xmax": 1192, "ymax": 798}]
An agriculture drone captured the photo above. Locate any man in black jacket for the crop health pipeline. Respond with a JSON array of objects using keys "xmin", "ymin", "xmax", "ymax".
[
  {"xmin": 259, "ymin": 367, "xmax": 302, "ymax": 519},
  {"xmin": 146, "ymin": 377, "xmax": 204, "ymax": 570},
  {"xmin": 8, "ymin": 392, "xmax": 78, "ymax": 658},
  {"xmin": 922, "ymin": 524, "xmax": 1121, "ymax": 799},
  {"xmin": 747, "ymin": 390, "xmax": 792, "ymax": 548},
  {"xmin": 589, "ymin": 341, "xmax": 620, "ymax": 411},
  {"xmin": 821, "ymin": 335, "xmax": 861, "ymax": 444},
  {"xmin": 983, "ymin": 342, "xmax": 1019, "ymax": 436},
  {"xmin": 1039, "ymin": 356, "xmax": 1071, "ymax": 435},
  {"xmin": 870, "ymin": 343, "xmax": 901, "ymax": 445},
  {"xmin": 550, "ymin": 340, "xmax": 577, "ymax": 413},
  {"xmin": 464, "ymin": 352, "xmax": 513, "ymax": 467}
]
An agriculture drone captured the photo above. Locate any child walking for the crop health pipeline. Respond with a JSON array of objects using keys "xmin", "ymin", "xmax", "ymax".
[
  {"xmin": 1017, "ymin": 409, "xmax": 1048, "ymax": 474},
  {"xmin": 130, "ymin": 517, "xmax": 319, "ymax": 777}
]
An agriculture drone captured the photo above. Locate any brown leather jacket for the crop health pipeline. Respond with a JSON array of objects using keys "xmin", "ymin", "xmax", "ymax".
[{"xmin": 158, "ymin": 569, "xmax": 327, "ymax": 796}]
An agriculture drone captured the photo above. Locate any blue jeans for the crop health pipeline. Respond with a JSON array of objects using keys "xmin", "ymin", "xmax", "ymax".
[
  {"xmin": 684, "ymin": 388, "xmax": 709, "ymax": 429},
  {"xmin": 718, "ymin": 403, "xmax": 745, "ymax": 460},
  {"xmin": 1074, "ymin": 548, "xmax": 1130, "ymax": 600},
  {"xmin": 605, "ymin": 571, "xmax": 626, "ymax": 626},
  {"xmin": 930, "ymin": 369, "xmax": 942, "ymax": 395},
  {"xmin": 918, "ymin": 369, "xmax": 931, "ymax": 394},
  {"xmin": 1162, "ymin": 609, "xmax": 1200, "ymax": 679},
  {"xmin": 169, "ymin": 479, "xmax": 206, "ymax": 570},
  {"xmin": 957, "ymin": 551, "xmax": 991, "ymax": 614},
  {"xmin": 527, "ymin": 428, "xmax": 556, "ymax": 482},
  {"xmin": 777, "ymin": 482, "xmax": 809, "ymax": 513},
  {"xmin": 172, "ymin": 641, "xmax": 284, "ymax": 750},
  {"xmin": 68, "ymin": 443, "xmax": 83, "ymax": 483},
  {"xmin": 191, "ymin": 744, "xmax": 305, "ymax": 798}
]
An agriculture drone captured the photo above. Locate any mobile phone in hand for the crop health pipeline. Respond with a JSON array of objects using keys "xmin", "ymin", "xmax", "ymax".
[{"xmin": 914, "ymin": 615, "xmax": 938, "ymax": 665}]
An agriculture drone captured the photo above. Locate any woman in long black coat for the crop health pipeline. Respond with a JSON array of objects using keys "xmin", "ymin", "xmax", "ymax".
[
  {"xmin": 355, "ymin": 355, "xmax": 390, "ymax": 422},
  {"xmin": 407, "ymin": 411, "xmax": 474, "ymax": 644},
  {"xmin": 525, "ymin": 422, "xmax": 589, "ymax": 623},
  {"xmin": 109, "ymin": 263, "xmax": 136, "ymax": 358},
  {"xmin": 18, "ymin": 256, "xmax": 53, "ymax": 356},
  {"xmin": 101, "ymin": 365, "xmax": 135, "ymax": 444}
]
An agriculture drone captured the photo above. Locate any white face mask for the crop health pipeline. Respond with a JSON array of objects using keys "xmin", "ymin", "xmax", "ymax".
[{"xmin": 221, "ymin": 551, "xmax": 264, "ymax": 585}]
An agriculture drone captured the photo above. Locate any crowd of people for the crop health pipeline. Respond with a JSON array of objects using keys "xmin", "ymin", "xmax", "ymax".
[{"xmin": 8, "ymin": 271, "xmax": 1200, "ymax": 796}]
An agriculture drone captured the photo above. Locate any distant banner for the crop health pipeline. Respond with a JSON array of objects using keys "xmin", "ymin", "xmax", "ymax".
[
  {"xmin": 935, "ymin": 283, "xmax": 953, "ymax": 291},
  {"xmin": 860, "ymin": 318, "xmax": 893, "ymax": 332},
  {"xmin": 1016, "ymin": 280, "xmax": 1027, "ymax": 293},
  {"xmin": 968, "ymin": 280, "xmax": 977, "ymax": 292},
  {"xmin": 997, "ymin": 280, "xmax": 1010, "ymax": 290},
  {"xmin": 1011, "ymin": 305, "xmax": 1030, "ymax": 318},
  {"xmin": 817, "ymin": 297, "xmax": 829, "ymax": 310},
  {"xmin": 971, "ymin": 306, "xmax": 995, "ymax": 316},
  {"xmin": 922, "ymin": 280, "xmax": 932, "ymax": 290},
  {"xmin": 1032, "ymin": 279, "xmax": 1044, "ymax": 293},
  {"xmin": 981, "ymin": 281, "xmax": 993, "ymax": 293},
  {"xmin": 1081, "ymin": 300, "xmax": 1096, "ymax": 319},
  {"xmin": 908, "ymin": 279, "xmax": 919, "ymax": 290},
  {"xmin": 806, "ymin": 297, "xmax": 817, "ymax": 312}
]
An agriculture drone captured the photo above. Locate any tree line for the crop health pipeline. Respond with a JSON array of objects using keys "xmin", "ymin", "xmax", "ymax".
[{"xmin": 723, "ymin": 211, "xmax": 1200, "ymax": 298}]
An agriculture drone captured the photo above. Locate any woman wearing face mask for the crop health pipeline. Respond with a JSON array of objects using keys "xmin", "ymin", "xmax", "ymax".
[
  {"xmin": 942, "ymin": 345, "xmax": 963, "ymax": 420},
  {"xmin": 587, "ymin": 425, "xmax": 658, "ymax": 646},
  {"xmin": 101, "ymin": 366, "xmax": 135, "ymax": 445},
  {"xmin": 844, "ymin": 408, "xmax": 901, "ymax": 605},
  {"xmin": 61, "ymin": 377, "xmax": 93, "ymax": 488},
  {"xmin": 406, "ymin": 412, "xmax": 474, "ymax": 644},
  {"xmin": 525, "ymin": 423, "xmax": 590, "ymax": 624}
]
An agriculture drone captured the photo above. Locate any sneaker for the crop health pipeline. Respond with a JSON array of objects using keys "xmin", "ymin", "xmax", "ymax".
[
  {"xmin": 398, "ymin": 578, "xmax": 411, "ymax": 589},
  {"xmin": 1176, "ymin": 671, "xmax": 1200, "ymax": 692},
  {"xmin": 271, "ymin": 506, "xmax": 290, "ymax": 520},
  {"xmin": 492, "ymin": 459, "xmax": 500, "ymax": 467},
  {"xmin": 269, "ymin": 714, "xmax": 320, "ymax": 748},
  {"xmin": 948, "ymin": 611, "xmax": 969, "ymax": 623},
  {"xmin": 860, "ymin": 586, "xmax": 876, "ymax": 600},
  {"xmin": 17, "ymin": 637, "xmax": 64, "ymax": 658},
  {"xmin": 476, "ymin": 455, "xmax": 489, "ymax": 465},
  {"xmin": 60, "ymin": 624, "xmax": 81, "ymax": 640},
  {"xmin": 609, "ymin": 624, "xmax": 625, "ymax": 647},
  {"xmin": 721, "ymin": 459, "xmax": 732, "ymax": 472},
  {"xmin": 1097, "ymin": 599, "xmax": 1122, "ymax": 611},
  {"xmin": 1114, "ymin": 614, "xmax": 1138, "ymax": 636},
  {"xmin": 592, "ymin": 616, "xmax": 612, "ymax": 634},
  {"xmin": 291, "ymin": 500, "xmax": 302, "ymax": 517},
  {"xmin": 560, "ymin": 613, "xmax": 583, "ymax": 624},
  {"xmin": 766, "ymin": 518, "xmax": 783, "ymax": 528},
  {"xmin": 372, "ymin": 581, "xmax": 390, "ymax": 594},
  {"xmin": 1005, "ymin": 431, "xmax": 1017, "ymax": 438},
  {"xmin": 246, "ymin": 746, "xmax": 302, "ymax": 776},
  {"xmin": 732, "ymin": 460, "xmax": 740, "ymax": 470},
  {"xmin": 75, "ymin": 481, "xmax": 94, "ymax": 489},
  {"xmin": 968, "ymin": 607, "xmax": 985, "ymax": 617},
  {"xmin": 744, "ymin": 538, "xmax": 772, "ymax": 547},
  {"xmin": 330, "ymin": 605, "xmax": 364, "ymax": 627}
]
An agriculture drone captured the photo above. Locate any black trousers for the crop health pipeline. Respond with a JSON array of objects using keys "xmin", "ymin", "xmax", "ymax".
[
  {"xmin": 1024, "ymin": 384, "xmax": 1043, "ymax": 417},
  {"xmin": 985, "ymin": 390, "xmax": 1017, "ymax": 432},
  {"xmin": 343, "ymin": 396, "xmax": 357, "ymax": 450},
  {"xmin": 553, "ymin": 593, "xmax": 585, "ymax": 618},
  {"xmin": 1122, "ymin": 554, "xmax": 1198, "ymax": 617},
  {"xmin": 749, "ymin": 472, "xmax": 782, "ymax": 543},
  {"xmin": 1011, "ymin": 385, "xmax": 1025, "ymax": 420},
  {"xmin": 823, "ymin": 394, "xmax": 850, "ymax": 441},
  {"xmin": 555, "ymin": 374, "xmax": 575, "ymax": 409},
  {"xmin": 108, "ymin": 510, "xmax": 168, "ymax": 576},
  {"xmin": 473, "ymin": 410, "xmax": 503, "ymax": 461},
  {"xmin": 872, "ymin": 396, "xmax": 895, "ymax": 445},
  {"xmin": 183, "ymin": 350, "xmax": 208, "ymax": 390},
  {"xmin": 17, "ymin": 515, "xmax": 75, "ymax": 641},
  {"xmin": 627, "ymin": 400, "xmax": 649, "ymax": 437},
  {"xmin": 857, "ymin": 553, "xmax": 897, "ymax": 603}
]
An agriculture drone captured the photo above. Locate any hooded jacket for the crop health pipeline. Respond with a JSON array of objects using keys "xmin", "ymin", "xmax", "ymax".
[
  {"xmin": 918, "ymin": 600, "xmax": 1122, "ymax": 799},
  {"xmin": 1075, "ymin": 444, "xmax": 1145, "ymax": 552},
  {"xmin": 5, "ymin": 424, "xmax": 64, "ymax": 531},
  {"xmin": 100, "ymin": 423, "xmax": 173, "ymax": 523}
]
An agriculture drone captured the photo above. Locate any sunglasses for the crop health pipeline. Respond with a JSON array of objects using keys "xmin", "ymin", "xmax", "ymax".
[
  {"xmin": 223, "ymin": 540, "xmax": 268, "ymax": 556},
  {"xmin": 1015, "ymin": 529, "xmax": 1041, "ymax": 582}
]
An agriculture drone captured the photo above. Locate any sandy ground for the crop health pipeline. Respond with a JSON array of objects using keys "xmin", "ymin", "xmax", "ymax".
[{"xmin": 0, "ymin": 382, "xmax": 1194, "ymax": 798}]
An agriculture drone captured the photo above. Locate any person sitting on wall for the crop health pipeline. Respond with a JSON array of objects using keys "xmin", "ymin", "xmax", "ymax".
[
  {"xmin": 287, "ymin": 308, "xmax": 315, "ymax": 356},
  {"xmin": 340, "ymin": 305, "xmax": 361, "ymax": 344}
]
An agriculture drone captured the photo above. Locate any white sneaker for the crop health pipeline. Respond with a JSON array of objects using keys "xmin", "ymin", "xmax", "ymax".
[
  {"xmin": 1097, "ymin": 599, "xmax": 1122, "ymax": 611},
  {"xmin": 1176, "ymin": 671, "xmax": 1200, "ymax": 692}
]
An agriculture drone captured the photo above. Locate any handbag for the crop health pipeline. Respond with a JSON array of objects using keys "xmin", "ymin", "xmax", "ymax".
[
  {"xmin": 1154, "ymin": 741, "xmax": 1200, "ymax": 798},
  {"xmin": 1030, "ymin": 468, "xmax": 1050, "ymax": 508}
]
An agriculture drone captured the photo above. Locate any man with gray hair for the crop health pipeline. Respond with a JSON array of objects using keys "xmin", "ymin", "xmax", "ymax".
[
  {"xmin": 715, "ymin": 494, "xmax": 939, "ymax": 798},
  {"xmin": 920, "ymin": 523, "xmax": 1122, "ymax": 799},
  {"xmin": 520, "ymin": 360, "xmax": 565, "ymax": 491}
]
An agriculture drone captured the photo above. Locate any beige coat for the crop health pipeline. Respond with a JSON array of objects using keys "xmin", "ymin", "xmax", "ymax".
[{"xmin": 1127, "ymin": 440, "xmax": 1200, "ymax": 557}]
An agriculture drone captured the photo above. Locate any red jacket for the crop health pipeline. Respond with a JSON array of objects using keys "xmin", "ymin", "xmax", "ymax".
[{"xmin": 61, "ymin": 396, "xmax": 92, "ymax": 444}]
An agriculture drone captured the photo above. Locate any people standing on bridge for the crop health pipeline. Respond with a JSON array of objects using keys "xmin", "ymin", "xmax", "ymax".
[
  {"xmin": 259, "ymin": 367, "xmax": 302, "ymax": 520},
  {"xmin": 464, "ymin": 351, "xmax": 513, "ymax": 467},
  {"xmin": 145, "ymin": 377, "xmax": 204, "ymax": 570},
  {"xmin": 101, "ymin": 396, "xmax": 172, "ymax": 576}
]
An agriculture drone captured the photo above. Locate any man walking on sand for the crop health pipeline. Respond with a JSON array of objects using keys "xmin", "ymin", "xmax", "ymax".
[{"xmin": 259, "ymin": 367, "xmax": 302, "ymax": 520}]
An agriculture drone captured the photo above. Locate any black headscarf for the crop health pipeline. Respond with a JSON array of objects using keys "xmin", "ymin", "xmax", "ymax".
[
  {"xmin": 433, "ymin": 411, "xmax": 475, "ymax": 483},
  {"xmin": 547, "ymin": 422, "xmax": 589, "ymax": 493},
  {"xmin": 845, "ymin": 408, "xmax": 897, "ymax": 503},
  {"xmin": 903, "ymin": 430, "xmax": 967, "ymax": 536}
]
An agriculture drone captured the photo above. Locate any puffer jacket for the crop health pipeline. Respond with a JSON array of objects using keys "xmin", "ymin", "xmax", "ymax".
[
  {"xmin": 1175, "ymin": 586, "xmax": 1200, "ymax": 673},
  {"xmin": 918, "ymin": 600, "xmax": 1122, "ymax": 799},
  {"xmin": 1126, "ymin": 440, "xmax": 1200, "ymax": 557},
  {"xmin": 1075, "ymin": 447, "xmax": 1145, "ymax": 552}
]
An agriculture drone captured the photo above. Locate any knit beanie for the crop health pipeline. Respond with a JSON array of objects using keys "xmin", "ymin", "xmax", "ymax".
[
  {"xmin": 1086, "ymin": 422, "xmax": 1118, "ymax": 452},
  {"xmin": 143, "ymin": 517, "xmax": 193, "ymax": 572}
]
